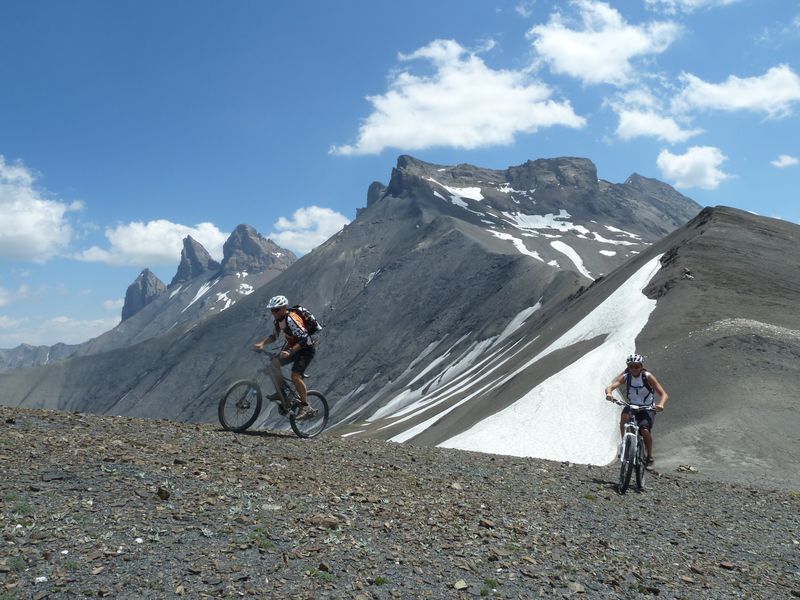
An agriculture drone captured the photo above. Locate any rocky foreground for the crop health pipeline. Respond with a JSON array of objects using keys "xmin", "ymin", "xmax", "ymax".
[{"xmin": 1, "ymin": 406, "xmax": 798, "ymax": 599}]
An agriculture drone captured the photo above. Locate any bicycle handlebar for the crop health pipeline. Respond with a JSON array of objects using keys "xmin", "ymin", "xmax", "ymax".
[{"xmin": 608, "ymin": 398, "xmax": 659, "ymax": 411}]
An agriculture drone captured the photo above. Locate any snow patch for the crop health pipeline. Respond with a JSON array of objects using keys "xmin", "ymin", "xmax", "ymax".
[
  {"xmin": 438, "ymin": 255, "xmax": 663, "ymax": 465},
  {"xmin": 502, "ymin": 210, "xmax": 591, "ymax": 235},
  {"xmin": 488, "ymin": 231, "xmax": 545, "ymax": 262},
  {"xmin": 550, "ymin": 240, "xmax": 593, "ymax": 280},
  {"xmin": 182, "ymin": 278, "xmax": 220, "ymax": 313}
]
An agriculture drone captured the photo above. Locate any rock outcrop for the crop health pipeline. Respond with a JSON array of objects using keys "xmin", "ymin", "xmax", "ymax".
[{"xmin": 121, "ymin": 269, "xmax": 166, "ymax": 321}]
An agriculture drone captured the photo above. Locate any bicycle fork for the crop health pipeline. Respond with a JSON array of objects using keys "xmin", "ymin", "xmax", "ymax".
[{"xmin": 620, "ymin": 429, "xmax": 638, "ymax": 462}]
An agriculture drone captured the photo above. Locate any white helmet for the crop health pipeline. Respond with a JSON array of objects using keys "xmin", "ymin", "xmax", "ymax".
[
  {"xmin": 626, "ymin": 353, "xmax": 645, "ymax": 365},
  {"xmin": 267, "ymin": 295, "xmax": 289, "ymax": 310}
]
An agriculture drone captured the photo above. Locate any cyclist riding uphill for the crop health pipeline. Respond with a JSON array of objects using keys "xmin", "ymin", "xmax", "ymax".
[
  {"xmin": 254, "ymin": 295, "xmax": 317, "ymax": 420},
  {"xmin": 605, "ymin": 354, "xmax": 669, "ymax": 469}
]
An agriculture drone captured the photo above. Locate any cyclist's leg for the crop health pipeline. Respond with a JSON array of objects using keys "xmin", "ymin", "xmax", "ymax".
[
  {"xmin": 638, "ymin": 411, "xmax": 656, "ymax": 460},
  {"xmin": 289, "ymin": 348, "xmax": 315, "ymax": 405}
]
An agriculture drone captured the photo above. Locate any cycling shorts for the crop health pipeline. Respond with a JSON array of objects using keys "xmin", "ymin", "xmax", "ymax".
[
  {"xmin": 279, "ymin": 346, "xmax": 315, "ymax": 375},
  {"xmin": 623, "ymin": 406, "xmax": 655, "ymax": 431}
]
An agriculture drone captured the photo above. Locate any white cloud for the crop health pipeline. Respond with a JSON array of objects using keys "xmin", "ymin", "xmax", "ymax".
[
  {"xmin": 656, "ymin": 146, "xmax": 731, "ymax": 189},
  {"xmin": 528, "ymin": 0, "xmax": 681, "ymax": 86},
  {"xmin": 0, "ymin": 315, "xmax": 120, "ymax": 347},
  {"xmin": 674, "ymin": 65, "xmax": 800, "ymax": 118},
  {"xmin": 0, "ymin": 155, "xmax": 83, "ymax": 262},
  {"xmin": 645, "ymin": 0, "xmax": 742, "ymax": 14},
  {"xmin": 0, "ymin": 285, "xmax": 30, "ymax": 308},
  {"xmin": 103, "ymin": 298, "xmax": 125, "ymax": 311},
  {"xmin": 268, "ymin": 206, "xmax": 350, "ymax": 255},
  {"xmin": 77, "ymin": 220, "xmax": 228, "ymax": 267},
  {"xmin": 771, "ymin": 154, "xmax": 799, "ymax": 168},
  {"xmin": 515, "ymin": 1, "xmax": 536, "ymax": 18},
  {"xmin": 615, "ymin": 109, "xmax": 702, "ymax": 143},
  {"xmin": 330, "ymin": 39, "xmax": 585, "ymax": 156}
]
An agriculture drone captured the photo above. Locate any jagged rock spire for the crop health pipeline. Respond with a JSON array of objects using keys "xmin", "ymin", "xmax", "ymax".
[
  {"xmin": 219, "ymin": 224, "xmax": 296, "ymax": 274},
  {"xmin": 170, "ymin": 236, "xmax": 221, "ymax": 287},
  {"xmin": 121, "ymin": 269, "xmax": 166, "ymax": 321}
]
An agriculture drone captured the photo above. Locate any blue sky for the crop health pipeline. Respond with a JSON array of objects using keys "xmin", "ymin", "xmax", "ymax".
[{"xmin": 1, "ymin": 0, "xmax": 798, "ymax": 348}]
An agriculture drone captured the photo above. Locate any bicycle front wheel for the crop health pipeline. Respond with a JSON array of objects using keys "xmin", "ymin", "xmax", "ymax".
[
  {"xmin": 635, "ymin": 439, "xmax": 648, "ymax": 490},
  {"xmin": 618, "ymin": 438, "xmax": 635, "ymax": 494},
  {"xmin": 289, "ymin": 390, "xmax": 329, "ymax": 439},
  {"xmin": 219, "ymin": 380, "xmax": 262, "ymax": 432}
]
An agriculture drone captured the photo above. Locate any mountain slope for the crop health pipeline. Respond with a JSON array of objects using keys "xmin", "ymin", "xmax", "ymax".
[
  {"xmin": 342, "ymin": 206, "xmax": 800, "ymax": 488},
  {"xmin": 11, "ymin": 156, "xmax": 776, "ymax": 479}
]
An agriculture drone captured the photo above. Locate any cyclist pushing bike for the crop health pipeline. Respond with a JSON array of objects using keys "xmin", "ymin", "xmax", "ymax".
[
  {"xmin": 254, "ymin": 295, "xmax": 318, "ymax": 420},
  {"xmin": 605, "ymin": 354, "xmax": 669, "ymax": 470}
]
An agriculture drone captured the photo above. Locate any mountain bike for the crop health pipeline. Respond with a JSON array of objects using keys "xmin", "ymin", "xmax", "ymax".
[
  {"xmin": 218, "ymin": 349, "xmax": 329, "ymax": 438},
  {"xmin": 610, "ymin": 399, "xmax": 654, "ymax": 493}
]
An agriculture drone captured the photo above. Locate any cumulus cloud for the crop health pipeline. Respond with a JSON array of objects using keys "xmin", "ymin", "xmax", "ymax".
[
  {"xmin": 0, "ymin": 315, "xmax": 120, "ymax": 347},
  {"xmin": 528, "ymin": 0, "xmax": 681, "ymax": 86},
  {"xmin": 656, "ymin": 146, "xmax": 731, "ymax": 189},
  {"xmin": 330, "ymin": 39, "xmax": 585, "ymax": 156},
  {"xmin": 771, "ymin": 154, "xmax": 799, "ymax": 168},
  {"xmin": 645, "ymin": 0, "xmax": 742, "ymax": 14},
  {"xmin": 0, "ymin": 155, "xmax": 83, "ymax": 262},
  {"xmin": 268, "ymin": 206, "xmax": 349, "ymax": 255},
  {"xmin": 615, "ymin": 109, "xmax": 702, "ymax": 143},
  {"xmin": 103, "ymin": 298, "xmax": 125, "ymax": 311},
  {"xmin": 77, "ymin": 220, "xmax": 228, "ymax": 267},
  {"xmin": 674, "ymin": 65, "xmax": 800, "ymax": 118}
]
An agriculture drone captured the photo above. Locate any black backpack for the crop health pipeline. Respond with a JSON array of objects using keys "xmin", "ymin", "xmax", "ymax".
[{"xmin": 290, "ymin": 305, "xmax": 322, "ymax": 335}]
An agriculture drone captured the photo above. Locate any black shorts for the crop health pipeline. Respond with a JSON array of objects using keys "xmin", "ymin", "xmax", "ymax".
[
  {"xmin": 279, "ymin": 347, "xmax": 315, "ymax": 375},
  {"xmin": 623, "ymin": 406, "xmax": 655, "ymax": 431}
]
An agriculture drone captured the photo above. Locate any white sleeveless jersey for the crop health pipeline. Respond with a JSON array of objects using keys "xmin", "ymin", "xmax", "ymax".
[{"xmin": 627, "ymin": 372, "xmax": 654, "ymax": 406}]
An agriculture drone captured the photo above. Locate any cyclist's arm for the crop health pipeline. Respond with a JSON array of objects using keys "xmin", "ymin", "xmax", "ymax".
[
  {"xmin": 648, "ymin": 373, "xmax": 669, "ymax": 411},
  {"xmin": 605, "ymin": 374, "xmax": 626, "ymax": 400},
  {"xmin": 253, "ymin": 323, "xmax": 279, "ymax": 349}
]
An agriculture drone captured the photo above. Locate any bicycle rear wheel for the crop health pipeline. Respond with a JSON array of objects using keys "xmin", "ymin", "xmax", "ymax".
[
  {"xmin": 635, "ymin": 439, "xmax": 648, "ymax": 490},
  {"xmin": 289, "ymin": 390, "xmax": 329, "ymax": 439},
  {"xmin": 618, "ymin": 438, "xmax": 635, "ymax": 494},
  {"xmin": 219, "ymin": 380, "xmax": 262, "ymax": 432}
]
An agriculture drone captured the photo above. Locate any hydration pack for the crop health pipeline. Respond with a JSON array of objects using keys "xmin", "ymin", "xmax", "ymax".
[
  {"xmin": 290, "ymin": 305, "xmax": 322, "ymax": 335},
  {"xmin": 625, "ymin": 368, "xmax": 654, "ymax": 402}
]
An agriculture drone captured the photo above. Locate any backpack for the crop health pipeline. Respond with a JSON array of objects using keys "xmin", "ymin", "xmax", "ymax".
[
  {"xmin": 290, "ymin": 305, "xmax": 322, "ymax": 335},
  {"xmin": 625, "ymin": 368, "xmax": 654, "ymax": 403}
]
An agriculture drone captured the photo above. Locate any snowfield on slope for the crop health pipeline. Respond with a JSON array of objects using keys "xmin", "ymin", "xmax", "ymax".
[{"xmin": 435, "ymin": 254, "xmax": 664, "ymax": 465}]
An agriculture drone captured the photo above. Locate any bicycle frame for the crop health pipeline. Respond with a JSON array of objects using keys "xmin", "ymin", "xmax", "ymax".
[
  {"xmin": 613, "ymin": 398, "xmax": 654, "ymax": 493},
  {"xmin": 258, "ymin": 349, "xmax": 298, "ymax": 414}
]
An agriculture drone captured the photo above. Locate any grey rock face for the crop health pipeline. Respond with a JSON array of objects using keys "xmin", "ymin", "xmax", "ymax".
[
  {"xmin": 170, "ymin": 236, "xmax": 220, "ymax": 286},
  {"xmin": 219, "ymin": 224, "xmax": 296, "ymax": 275},
  {"xmin": 367, "ymin": 181, "xmax": 387, "ymax": 207},
  {"xmin": 121, "ymin": 269, "xmax": 166, "ymax": 321}
]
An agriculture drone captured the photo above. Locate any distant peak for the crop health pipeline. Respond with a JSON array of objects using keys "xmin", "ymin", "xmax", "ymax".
[
  {"xmin": 122, "ymin": 269, "xmax": 166, "ymax": 321},
  {"xmin": 170, "ymin": 236, "xmax": 221, "ymax": 287},
  {"xmin": 219, "ymin": 224, "xmax": 297, "ymax": 274}
]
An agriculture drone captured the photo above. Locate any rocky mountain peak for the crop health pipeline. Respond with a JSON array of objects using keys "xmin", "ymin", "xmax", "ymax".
[
  {"xmin": 121, "ymin": 269, "xmax": 166, "ymax": 322},
  {"xmin": 219, "ymin": 224, "xmax": 297, "ymax": 275},
  {"xmin": 169, "ymin": 236, "xmax": 221, "ymax": 287},
  {"xmin": 506, "ymin": 157, "xmax": 598, "ymax": 192}
]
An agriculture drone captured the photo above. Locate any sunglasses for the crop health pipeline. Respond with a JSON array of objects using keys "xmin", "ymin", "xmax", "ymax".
[{"xmin": 628, "ymin": 363, "xmax": 643, "ymax": 368}]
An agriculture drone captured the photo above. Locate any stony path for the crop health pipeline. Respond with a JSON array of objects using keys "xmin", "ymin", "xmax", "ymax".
[{"xmin": 1, "ymin": 406, "xmax": 798, "ymax": 599}]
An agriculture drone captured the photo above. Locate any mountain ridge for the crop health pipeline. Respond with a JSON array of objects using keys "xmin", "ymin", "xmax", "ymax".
[{"xmin": 11, "ymin": 156, "xmax": 797, "ymax": 490}]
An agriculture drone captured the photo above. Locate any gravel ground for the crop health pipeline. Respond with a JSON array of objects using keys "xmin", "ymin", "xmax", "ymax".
[{"xmin": 1, "ymin": 405, "xmax": 798, "ymax": 599}]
